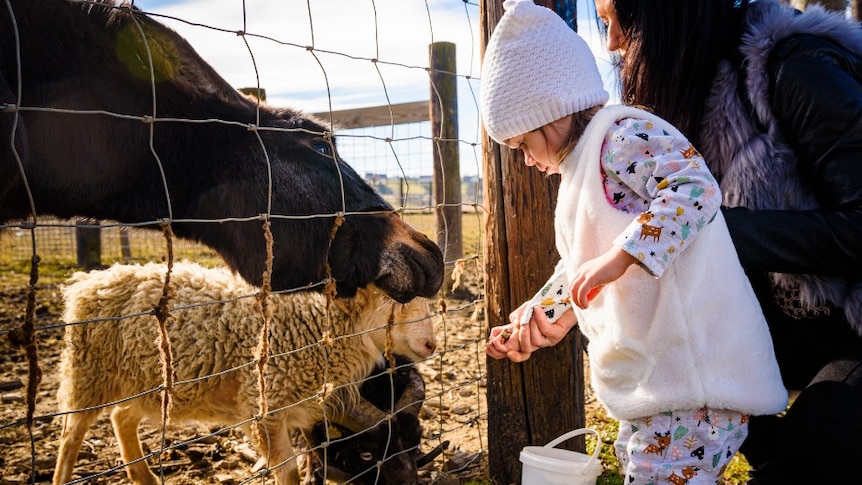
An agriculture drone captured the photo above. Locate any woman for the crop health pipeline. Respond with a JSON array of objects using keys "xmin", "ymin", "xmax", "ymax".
[{"xmin": 592, "ymin": 1, "xmax": 862, "ymax": 482}]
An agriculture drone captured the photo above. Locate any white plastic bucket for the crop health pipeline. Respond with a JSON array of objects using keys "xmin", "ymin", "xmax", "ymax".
[{"xmin": 520, "ymin": 428, "xmax": 602, "ymax": 485}]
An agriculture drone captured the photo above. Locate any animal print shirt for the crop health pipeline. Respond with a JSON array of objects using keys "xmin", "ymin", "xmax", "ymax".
[
  {"xmin": 602, "ymin": 118, "xmax": 720, "ymax": 277},
  {"xmin": 520, "ymin": 117, "xmax": 720, "ymax": 325}
]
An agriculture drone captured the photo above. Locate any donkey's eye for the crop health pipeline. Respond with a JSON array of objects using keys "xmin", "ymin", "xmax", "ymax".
[
  {"xmin": 360, "ymin": 452, "xmax": 374, "ymax": 462},
  {"xmin": 311, "ymin": 141, "xmax": 331, "ymax": 155}
]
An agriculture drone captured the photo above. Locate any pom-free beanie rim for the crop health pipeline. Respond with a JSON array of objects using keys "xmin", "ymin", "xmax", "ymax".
[{"xmin": 480, "ymin": 0, "xmax": 609, "ymax": 143}]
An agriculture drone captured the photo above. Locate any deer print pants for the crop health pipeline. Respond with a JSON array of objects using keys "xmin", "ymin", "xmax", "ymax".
[{"xmin": 614, "ymin": 407, "xmax": 748, "ymax": 485}]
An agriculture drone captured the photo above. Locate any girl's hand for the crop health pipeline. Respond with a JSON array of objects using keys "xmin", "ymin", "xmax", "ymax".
[
  {"xmin": 486, "ymin": 306, "xmax": 578, "ymax": 363},
  {"xmin": 486, "ymin": 300, "xmax": 536, "ymax": 362},
  {"xmin": 570, "ymin": 246, "xmax": 637, "ymax": 309},
  {"xmin": 486, "ymin": 321, "xmax": 524, "ymax": 360},
  {"xmin": 532, "ymin": 307, "xmax": 577, "ymax": 346}
]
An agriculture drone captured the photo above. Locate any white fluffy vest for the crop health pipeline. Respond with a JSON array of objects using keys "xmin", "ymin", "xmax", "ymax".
[{"xmin": 555, "ymin": 105, "xmax": 787, "ymax": 420}]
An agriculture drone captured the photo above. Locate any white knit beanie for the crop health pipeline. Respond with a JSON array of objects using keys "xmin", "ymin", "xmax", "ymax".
[{"xmin": 481, "ymin": 0, "xmax": 609, "ymax": 144}]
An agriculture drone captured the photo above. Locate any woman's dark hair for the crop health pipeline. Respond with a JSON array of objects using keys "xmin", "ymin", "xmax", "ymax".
[{"xmin": 600, "ymin": 0, "xmax": 749, "ymax": 145}]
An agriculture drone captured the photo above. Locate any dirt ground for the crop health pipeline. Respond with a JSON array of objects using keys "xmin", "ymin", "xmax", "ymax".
[
  {"xmin": 0, "ymin": 254, "xmax": 758, "ymax": 485},
  {"xmin": 0, "ymin": 258, "xmax": 493, "ymax": 485}
]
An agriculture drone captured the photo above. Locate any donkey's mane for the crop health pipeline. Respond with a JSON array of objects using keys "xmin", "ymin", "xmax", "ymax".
[
  {"xmin": 76, "ymin": 0, "xmax": 132, "ymax": 24},
  {"xmin": 0, "ymin": 0, "xmax": 444, "ymax": 301}
]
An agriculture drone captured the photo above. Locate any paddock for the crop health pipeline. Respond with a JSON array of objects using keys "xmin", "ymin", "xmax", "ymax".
[
  {"xmin": 0, "ymin": 253, "xmax": 490, "ymax": 484},
  {"xmin": 0, "ymin": 1, "xmax": 628, "ymax": 484}
]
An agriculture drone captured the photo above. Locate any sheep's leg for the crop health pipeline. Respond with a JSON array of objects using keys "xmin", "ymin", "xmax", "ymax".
[
  {"xmin": 53, "ymin": 408, "xmax": 102, "ymax": 485},
  {"xmin": 256, "ymin": 421, "xmax": 301, "ymax": 485},
  {"xmin": 110, "ymin": 404, "xmax": 160, "ymax": 485}
]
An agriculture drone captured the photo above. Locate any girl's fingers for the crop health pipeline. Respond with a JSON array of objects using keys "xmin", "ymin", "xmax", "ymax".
[
  {"xmin": 486, "ymin": 336, "xmax": 510, "ymax": 359},
  {"xmin": 506, "ymin": 349, "xmax": 533, "ymax": 363},
  {"xmin": 529, "ymin": 309, "xmax": 548, "ymax": 347},
  {"xmin": 518, "ymin": 323, "xmax": 534, "ymax": 352}
]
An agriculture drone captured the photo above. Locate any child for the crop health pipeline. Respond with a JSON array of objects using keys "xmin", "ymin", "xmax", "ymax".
[{"xmin": 481, "ymin": 1, "xmax": 788, "ymax": 484}]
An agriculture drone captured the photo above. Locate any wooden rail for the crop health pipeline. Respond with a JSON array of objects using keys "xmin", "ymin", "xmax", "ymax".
[{"xmin": 312, "ymin": 101, "xmax": 429, "ymax": 129}]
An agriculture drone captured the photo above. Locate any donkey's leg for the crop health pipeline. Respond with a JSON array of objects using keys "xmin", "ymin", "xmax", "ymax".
[
  {"xmin": 53, "ymin": 408, "xmax": 103, "ymax": 485},
  {"xmin": 110, "ymin": 404, "xmax": 160, "ymax": 485}
]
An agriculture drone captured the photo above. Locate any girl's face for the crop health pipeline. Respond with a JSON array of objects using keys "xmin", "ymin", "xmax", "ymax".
[
  {"xmin": 503, "ymin": 116, "xmax": 573, "ymax": 175},
  {"xmin": 505, "ymin": 130, "xmax": 560, "ymax": 174},
  {"xmin": 596, "ymin": 0, "xmax": 628, "ymax": 56}
]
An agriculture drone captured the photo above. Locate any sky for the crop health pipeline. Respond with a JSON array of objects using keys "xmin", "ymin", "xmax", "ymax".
[{"xmin": 131, "ymin": 0, "xmax": 617, "ymax": 178}]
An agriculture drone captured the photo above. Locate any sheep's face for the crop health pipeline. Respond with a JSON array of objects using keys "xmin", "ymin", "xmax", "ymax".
[
  {"xmin": 357, "ymin": 286, "xmax": 437, "ymax": 361},
  {"xmin": 389, "ymin": 296, "xmax": 437, "ymax": 360}
]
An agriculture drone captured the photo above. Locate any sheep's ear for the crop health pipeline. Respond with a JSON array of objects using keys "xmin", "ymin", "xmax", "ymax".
[
  {"xmin": 363, "ymin": 284, "xmax": 387, "ymax": 304},
  {"xmin": 344, "ymin": 285, "xmax": 366, "ymax": 306},
  {"xmin": 353, "ymin": 284, "xmax": 387, "ymax": 313},
  {"xmin": 327, "ymin": 425, "xmax": 343, "ymax": 439}
]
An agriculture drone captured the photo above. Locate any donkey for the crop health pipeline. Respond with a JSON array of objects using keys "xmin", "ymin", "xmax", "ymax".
[{"xmin": 0, "ymin": 0, "xmax": 443, "ymax": 302}]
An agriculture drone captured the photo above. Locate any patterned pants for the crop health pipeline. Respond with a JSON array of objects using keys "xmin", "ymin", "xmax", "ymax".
[{"xmin": 614, "ymin": 408, "xmax": 748, "ymax": 485}]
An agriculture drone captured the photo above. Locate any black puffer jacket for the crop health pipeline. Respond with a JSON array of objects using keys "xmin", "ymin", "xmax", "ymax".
[
  {"xmin": 697, "ymin": 1, "xmax": 862, "ymax": 388},
  {"xmin": 724, "ymin": 33, "xmax": 862, "ymax": 279}
]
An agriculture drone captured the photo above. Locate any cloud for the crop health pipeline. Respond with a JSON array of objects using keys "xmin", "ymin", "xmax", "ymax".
[
  {"xmin": 133, "ymin": 0, "xmax": 616, "ymax": 177},
  {"xmin": 135, "ymin": 0, "xmax": 479, "ymax": 111}
]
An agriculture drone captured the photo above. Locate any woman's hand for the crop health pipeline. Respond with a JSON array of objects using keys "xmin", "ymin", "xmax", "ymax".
[{"xmin": 570, "ymin": 246, "xmax": 637, "ymax": 309}]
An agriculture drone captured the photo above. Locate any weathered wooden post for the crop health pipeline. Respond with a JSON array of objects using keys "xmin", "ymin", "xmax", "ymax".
[
  {"xmin": 237, "ymin": 87, "xmax": 266, "ymax": 101},
  {"xmin": 430, "ymin": 41, "xmax": 463, "ymax": 295},
  {"xmin": 788, "ymin": 0, "xmax": 847, "ymax": 12},
  {"xmin": 480, "ymin": 1, "xmax": 586, "ymax": 483},
  {"xmin": 75, "ymin": 218, "xmax": 102, "ymax": 270},
  {"xmin": 119, "ymin": 227, "xmax": 132, "ymax": 262}
]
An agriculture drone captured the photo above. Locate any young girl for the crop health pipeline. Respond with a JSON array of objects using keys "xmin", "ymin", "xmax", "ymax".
[{"xmin": 481, "ymin": 1, "xmax": 788, "ymax": 483}]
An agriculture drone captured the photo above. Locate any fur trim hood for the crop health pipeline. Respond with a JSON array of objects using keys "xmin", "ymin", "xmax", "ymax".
[{"xmin": 699, "ymin": 0, "xmax": 862, "ymax": 333}]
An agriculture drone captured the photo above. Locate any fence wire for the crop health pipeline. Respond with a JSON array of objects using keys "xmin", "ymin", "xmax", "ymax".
[{"xmin": 0, "ymin": 0, "xmax": 488, "ymax": 484}]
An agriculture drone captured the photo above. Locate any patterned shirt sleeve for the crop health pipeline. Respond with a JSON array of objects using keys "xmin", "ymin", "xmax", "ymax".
[
  {"xmin": 600, "ymin": 118, "xmax": 721, "ymax": 277},
  {"xmin": 520, "ymin": 260, "xmax": 571, "ymax": 325}
]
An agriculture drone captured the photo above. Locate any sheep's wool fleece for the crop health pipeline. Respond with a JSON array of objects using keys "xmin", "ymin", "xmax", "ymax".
[
  {"xmin": 58, "ymin": 262, "xmax": 388, "ymax": 430},
  {"xmin": 480, "ymin": 0, "xmax": 608, "ymax": 143},
  {"xmin": 555, "ymin": 105, "xmax": 788, "ymax": 421}
]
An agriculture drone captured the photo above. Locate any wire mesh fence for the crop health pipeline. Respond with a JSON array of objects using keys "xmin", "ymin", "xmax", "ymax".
[
  {"xmin": 0, "ymin": 1, "xmax": 489, "ymax": 484},
  {"xmin": 0, "ymin": 174, "xmax": 484, "ymax": 268}
]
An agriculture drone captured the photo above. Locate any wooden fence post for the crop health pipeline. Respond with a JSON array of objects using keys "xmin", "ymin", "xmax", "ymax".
[
  {"xmin": 480, "ymin": 1, "xmax": 586, "ymax": 483},
  {"xmin": 75, "ymin": 218, "xmax": 102, "ymax": 270},
  {"xmin": 429, "ymin": 41, "xmax": 463, "ymax": 294},
  {"xmin": 119, "ymin": 227, "xmax": 132, "ymax": 262},
  {"xmin": 237, "ymin": 87, "xmax": 266, "ymax": 101},
  {"xmin": 787, "ymin": 0, "xmax": 847, "ymax": 12}
]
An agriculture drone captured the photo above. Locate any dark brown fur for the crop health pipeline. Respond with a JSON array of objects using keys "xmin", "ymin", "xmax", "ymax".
[{"xmin": 0, "ymin": 0, "xmax": 442, "ymax": 301}]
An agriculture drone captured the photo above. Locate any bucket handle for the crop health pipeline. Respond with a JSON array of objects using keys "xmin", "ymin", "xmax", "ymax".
[{"xmin": 544, "ymin": 428, "xmax": 601, "ymax": 471}]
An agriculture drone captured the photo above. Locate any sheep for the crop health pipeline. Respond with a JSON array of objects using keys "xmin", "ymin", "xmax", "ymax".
[
  {"xmin": 306, "ymin": 355, "xmax": 449, "ymax": 485},
  {"xmin": 52, "ymin": 261, "xmax": 438, "ymax": 485}
]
